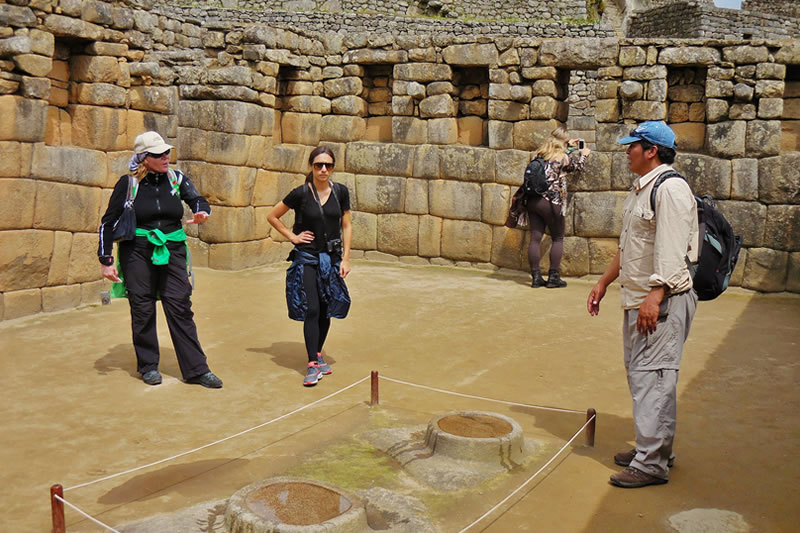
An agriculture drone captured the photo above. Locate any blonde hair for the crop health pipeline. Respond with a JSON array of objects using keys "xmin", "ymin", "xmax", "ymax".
[
  {"xmin": 535, "ymin": 126, "xmax": 570, "ymax": 162},
  {"xmin": 134, "ymin": 162, "xmax": 150, "ymax": 181}
]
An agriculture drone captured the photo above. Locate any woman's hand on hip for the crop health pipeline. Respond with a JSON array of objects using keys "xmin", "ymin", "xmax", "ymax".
[
  {"xmin": 101, "ymin": 264, "xmax": 121, "ymax": 282},
  {"xmin": 339, "ymin": 259, "xmax": 351, "ymax": 278},
  {"xmin": 291, "ymin": 231, "xmax": 314, "ymax": 245}
]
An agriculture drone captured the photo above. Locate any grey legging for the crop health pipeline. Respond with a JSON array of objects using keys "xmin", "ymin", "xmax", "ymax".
[{"xmin": 526, "ymin": 195, "xmax": 565, "ymax": 272}]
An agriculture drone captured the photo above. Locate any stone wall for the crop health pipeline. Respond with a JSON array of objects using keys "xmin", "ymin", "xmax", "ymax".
[
  {"xmin": 742, "ymin": 0, "xmax": 800, "ymax": 19},
  {"xmin": 628, "ymin": 1, "xmax": 800, "ymax": 40},
  {"xmin": 1, "ymin": 1, "xmax": 799, "ymax": 321}
]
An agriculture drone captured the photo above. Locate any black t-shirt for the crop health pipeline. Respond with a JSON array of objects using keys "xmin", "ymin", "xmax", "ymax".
[{"xmin": 283, "ymin": 182, "xmax": 351, "ymax": 253}]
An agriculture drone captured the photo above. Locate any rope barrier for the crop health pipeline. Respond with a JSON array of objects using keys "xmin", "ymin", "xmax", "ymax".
[
  {"xmin": 53, "ymin": 494, "xmax": 121, "ymax": 533},
  {"xmin": 380, "ymin": 375, "xmax": 585, "ymax": 414},
  {"xmin": 64, "ymin": 375, "xmax": 369, "ymax": 492},
  {"xmin": 457, "ymin": 413, "xmax": 597, "ymax": 533}
]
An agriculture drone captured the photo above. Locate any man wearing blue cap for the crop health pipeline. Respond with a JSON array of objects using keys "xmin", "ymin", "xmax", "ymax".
[{"xmin": 587, "ymin": 121, "xmax": 699, "ymax": 488}]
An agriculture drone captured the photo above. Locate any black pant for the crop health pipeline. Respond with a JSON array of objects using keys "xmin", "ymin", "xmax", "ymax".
[
  {"xmin": 119, "ymin": 239, "xmax": 210, "ymax": 379},
  {"xmin": 526, "ymin": 195, "xmax": 566, "ymax": 272},
  {"xmin": 303, "ymin": 264, "xmax": 331, "ymax": 363}
]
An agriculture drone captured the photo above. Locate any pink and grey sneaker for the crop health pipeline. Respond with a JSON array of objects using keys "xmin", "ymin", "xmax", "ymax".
[
  {"xmin": 303, "ymin": 361, "xmax": 323, "ymax": 386},
  {"xmin": 316, "ymin": 353, "xmax": 332, "ymax": 375}
]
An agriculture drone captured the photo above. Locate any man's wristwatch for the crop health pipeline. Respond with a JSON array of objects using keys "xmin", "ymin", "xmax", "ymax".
[{"xmin": 99, "ymin": 255, "xmax": 114, "ymax": 266}]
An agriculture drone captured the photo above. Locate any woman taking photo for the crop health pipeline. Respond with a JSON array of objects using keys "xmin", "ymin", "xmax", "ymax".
[
  {"xmin": 267, "ymin": 146, "xmax": 352, "ymax": 387},
  {"xmin": 527, "ymin": 127, "xmax": 591, "ymax": 288},
  {"xmin": 98, "ymin": 131, "xmax": 222, "ymax": 388}
]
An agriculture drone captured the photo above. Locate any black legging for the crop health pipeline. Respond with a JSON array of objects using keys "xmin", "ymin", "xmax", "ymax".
[
  {"xmin": 526, "ymin": 195, "xmax": 566, "ymax": 272},
  {"xmin": 302, "ymin": 264, "xmax": 331, "ymax": 363}
]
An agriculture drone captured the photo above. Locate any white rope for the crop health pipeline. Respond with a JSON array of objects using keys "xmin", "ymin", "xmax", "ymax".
[
  {"xmin": 65, "ymin": 375, "xmax": 370, "ymax": 492},
  {"xmin": 380, "ymin": 376, "xmax": 584, "ymax": 414},
  {"xmin": 457, "ymin": 413, "xmax": 596, "ymax": 533},
  {"xmin": 53, "ymin": 494, "xmax": 121, "ymax": 533}
]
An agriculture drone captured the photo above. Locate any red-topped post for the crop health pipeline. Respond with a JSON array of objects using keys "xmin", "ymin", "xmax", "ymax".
[{"xmin": 51, "ymin": 484, "xmax": 65, "ymax": 533}]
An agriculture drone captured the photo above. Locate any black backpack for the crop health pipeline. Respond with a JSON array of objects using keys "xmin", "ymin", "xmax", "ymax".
[
  {"xmin": 650, "ymin": 170, "xmax": 743, "ymax": 301},
  {"xmin": 523, "ymin": 157, "xmax": 549, "ymax": 197}
]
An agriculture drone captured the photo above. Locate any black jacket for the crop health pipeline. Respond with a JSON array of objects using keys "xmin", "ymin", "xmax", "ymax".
[{"xmin": 97, "ymin": 170, "xmax": 210, "ymax": 258}]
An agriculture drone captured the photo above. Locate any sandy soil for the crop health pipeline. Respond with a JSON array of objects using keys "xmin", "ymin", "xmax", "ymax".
[{"xmin": 1, "ymin": 261, "xmax": 798, "ymax": 532}]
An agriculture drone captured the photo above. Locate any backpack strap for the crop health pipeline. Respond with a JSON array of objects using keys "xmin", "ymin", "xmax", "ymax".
[
  {"xmin": 167, "ymin": 169, "xmax": 182, "ymax": 198},
  {"xmin": 125, "ymin": 175, "xmax": 139, "ymax": 206},
  {"xmin": 649, "ymin": 169, "xmax": 685, "ymax": 213}
]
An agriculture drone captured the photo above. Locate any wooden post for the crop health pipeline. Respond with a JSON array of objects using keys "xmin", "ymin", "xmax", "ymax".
[
  {"xmin": 51, "ymin": 484, "xmax": 65, "ymax": 533},
  {"xmin": 370, "ymin": 371, "xmax": 379, "ymax": 406},
  {"xmin": 585, "ymin": 408, "xmax": 596, "ymax": 447}
]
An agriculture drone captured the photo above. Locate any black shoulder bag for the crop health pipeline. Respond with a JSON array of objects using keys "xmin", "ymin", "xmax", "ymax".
[{"xmin": 112, "ymin": 175, "xmax": 138, "ymax": 242}]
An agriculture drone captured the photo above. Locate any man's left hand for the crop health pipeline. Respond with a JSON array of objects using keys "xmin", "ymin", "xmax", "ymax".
[{"xmin": 637, "ymin": 286, "xmax": 665, "ymax": 335}]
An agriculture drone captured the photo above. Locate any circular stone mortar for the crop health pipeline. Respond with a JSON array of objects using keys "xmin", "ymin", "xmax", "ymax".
[
  {"xmin": 225, "ymin": 477, "xmax": 369, "ymax": 533},
  {"xmin": 424, "ymin": 411, "xmax": 526, "ymax": 464}
]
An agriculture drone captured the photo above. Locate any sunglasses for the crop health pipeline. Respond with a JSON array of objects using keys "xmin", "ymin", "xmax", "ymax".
[
  {"xmin": 147, "ymin": 150, "xmax": 170, "ymax": 158},
  {"xmin": 313, "ymin": 162, "xmax": 334, "ymax": 170}
]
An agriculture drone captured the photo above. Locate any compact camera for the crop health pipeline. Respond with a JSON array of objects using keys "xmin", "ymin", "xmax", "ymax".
[
  {"xmin": 326, "ymin": 238, "xmax": 343, "ymax": 255},
  {"xmin": 578, "ymin": 139, "xmax": 585, "ymax": 150}
]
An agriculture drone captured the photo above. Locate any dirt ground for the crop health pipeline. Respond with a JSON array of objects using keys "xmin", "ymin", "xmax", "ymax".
[{"xmin": 1, "ymin": 260, "xmax": 798, "ymax": 533}]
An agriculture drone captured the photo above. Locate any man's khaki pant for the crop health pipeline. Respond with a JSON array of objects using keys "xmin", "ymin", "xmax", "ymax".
[{"xmin": 623, "ymin": 290, "xmax": 697, "ymax": 479}]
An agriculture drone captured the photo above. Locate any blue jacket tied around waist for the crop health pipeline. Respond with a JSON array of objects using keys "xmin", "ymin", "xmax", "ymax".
[{"xmin": 286, "ymin": 249, "xmax": 351, "ymax": 321}]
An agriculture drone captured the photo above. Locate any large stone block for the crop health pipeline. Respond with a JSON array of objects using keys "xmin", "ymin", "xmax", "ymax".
[
  {"xmin": 269, "ymin": 143, "xmax": 312, "ymax": 173},
  {"xmin": 69, "ymin": 55, "xmax": 120, "ymax": 83},
  {"xmin": 377, "ymin": 213, "xmax": 419, "ymax": 256},
  {"xmin": 495, "ymin": 149, "xmax": 529, "ymax": 187},
  {"xmin": 418, "ymin": 215, "xmax": 442, "ymax": 257},
  {"xmin": 41, "ymin": 284, "xmax": 82, "ymax": 313},
  {"xmin": 181, "ymin": 161, "xmax": 256, "ymax": 207},
  {"xmin": 2, "ymin": 288, "xmax": 42, "ymax": 320},
  {"xmin": 252, "ymin": 170, "xmax": 303, "ymax": 207},
  {"xmin": 595, "ymin": 99, "xmax": 620, "ymax": 123},
  {"xmin": 787, "ymin": 252, "xmax": 800, "ymax": 293},
  {"xmin": 404, "ymin": 177, "xmax": 428, "ymax": 215},
  {"xmin": 441, "ymin": 43, "xmax": 498, "ymax": 66},
  {"xmin": 573, "ymin": 191, "xmax": 628, "ymax": 237},
  {"xmin": 413, "ymin": 145, "xmax": 440, "ymax": 179},
  {"xmin": 488, "ymin": 100, "xmax": 528, "ymax": 121},
  {"xmin": 439, "ymin": 146, "xmax": 495, "ymax": 183},
  {"xmin": 74, "ymin": 83, "xmax": 127, "ymax": 107},
  {"xmin": 490, "ymin": 226, "xmax": 528, "ymax": 270},
  {"xmin": 394, "ymin": 63, "xmax": 452, "ymax": 82},
  {"xmin": 622, "ymin": 100, "xmax": 666, "ymax": 121},
  {"xmin": 284, "ymin": 95, "xmax": 331, "ymax": 114},
  {"xmin": 512, "ymin": 119, "xmax": 561, "ymax": 151},
  {"xmin": 346, "ymin": 142, "xmax": 415, "ymax": 176},
  {"xmin": 13, "ymin": 54, "xmax": 52, "ymax": 77},
  {"xmin": 129, "ymin": 85, "xmax": 178, "ymax": 114},
  {"xmin": 538, "ymin": 38, "xmax": 618, "ymax": 69},
  {"xmin": 672, "ymin": 153, "xmax": 731, "ymax": 199},
  {"xmin": 69, "ymin": 105, "xmax": 127, "ymax": 150},
  {"xmin": 176, "ymin": 127, "xmax": 208, "ymax": 162},
  {"xmin": 324, "ymin": 76, "xmax": 362, "ymax": 98},
  {"xmin": 0, "ymin": 179, "xmax": 36, "ymax": 229},
  {"xmin": 44, "ymin": 14, "xmax": 104, "ymax": 41},
  {"xmin": 659, "ymin": 47, "xmax": 720, "ymax": 65},
  {"xmin": 392, "ymin": 117, "xmax": 428, "ymax": 145},
  {"xmin": 764, "ymin": 205, "xmax": 800, "ymax": 252},
  {"xmin": 428, "ymin": 118, "xmax": 458, "ymax": 145},
  {"xmin": 561, "ymin": 236, "xmax": 589, "ymax": 276},
  {"xmin": 623, "ymin": 65, "xmax": 666, "ymax": 81},
  {"xmin": 355, "ymin": 174, "xmax": 405, "ymax": 214},
  {"xmin": 350, "ymin": 211, "xmax": 377, "ymax": 250},
  {"xmin": 705, "ymin": 121, "xmax": 746, "ymax": 159},
  {"xmin": 611, "ymin": 152, "xmax": 636, "ymax": 190},
  {"xmin": 0, "ymin": 95, "xmax": 48, "ymax": 142},
  {"xmin": 671, "ymin": 122, "xmax": 705, "ymax": 152},
  {"xmin": 482, "ymin": 183, "xmax": 511, "ymax": 226},
  {"xmin": 742, "ymin": 248, "xmax": 788, "ymax": 292},
  {"xmin": 320, "ymin": 115, "xmax": 366, "ymax": 142},
  {"xmin": 745, "ymin": 120, "xmax": 781, "ymax": 158},
  {"xmin": 331, "ymin": 95, "xmax": 368, "ymax": 117},
  {"xmin": 47, "ymin": 231, "xmax": 72, "ymax": 287},
  {"xmin": 716, "ymin": 200, "xmax": 766, "ymax": 248},
  {"xmin": 198, "ymin": 205, "xmax": 258, "ymax": 243},
  {"xmin": 179, "ymin": 100, "xmax": 272, "ymax": 135},
  {"xmin": 419, "ymin": 94, "xmax": 456, "ymax": 118},
  {"xmin": 208, "ymin": 239, "xmax": 285, "ymax": 270},
  {"xmin": 364, "ymin": 116, "xmax": 392, "ymax": 142},
  {"xmin": 589, "ymin": 238, "xmax": 619, "ymax": 274},
  {"xmin": 127, "ymin": 111, "xmax": 177, "ymax": 144},
  {"xmin": 31, "ymin": 144, "xmax": 108, "ymax": 186},
  {"xmin": 429, "ymin": 180, "xmax": 481, "ymax": 221},
  {"xmin": 66, "ymin": 232, "xmax": 99, "ymax": 284},
  {"xmin": 488, "ymin": 120, "xmax": 513, "ymax": 150},
  {"xmin": 571, "ymin": 152, "xmax": 611, "ymax": 192},
  {"xmin": 722, "ymin": 46, "xmax": 769, "ymax": 64},
  {"xmin": 731, "ymin": 158, "xmax": 758, "ymax": 201},
  {"xmin": 758, "ymin": 153, "xmax": 800, "ymax": 205},
  {"xmin": 281, "ymin": 112, "xmax": 321, "ymax": 146},
  {"xmin": 441, "ymin": 220, "xmax": 492, "ymax": 262},
  {"xmin": 457, "ymin": 116, "xmax": 486, "ymax": 146},
  {"xmin": 34, "ymin": 182, "xmax": 103, "ymax": 233},
  {"xmin": 342, "ymin": 49, "xmax": 407, "ymax": 65}
]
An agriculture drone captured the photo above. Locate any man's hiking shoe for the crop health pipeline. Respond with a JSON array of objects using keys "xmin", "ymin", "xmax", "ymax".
[
  {"xmin": 614, "ymin": 448, "xmax": 674, "ymax": 468},
  {"xmin": 304, "ymin": 362, "xmax": 323, "ymax": 386},
  {"xmin": 186, "ymin": 371, "xmax": 223, "ymax": 389},
  {"xmin": 142, "ymin": 370, "xmax": 162, "ymax": 386},
  {"xmin": 316, "ymin": 354, "xmax": 332, "ymax": 375},
  {"xmin": 609, "ymin": 466, "xmax": 668, "ymax": 488}
]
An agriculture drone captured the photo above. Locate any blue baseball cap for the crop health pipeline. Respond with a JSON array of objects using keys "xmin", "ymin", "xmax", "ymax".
[{"xmin": 617, "ymin": 121, "xmax": 677, "ymax": 149}]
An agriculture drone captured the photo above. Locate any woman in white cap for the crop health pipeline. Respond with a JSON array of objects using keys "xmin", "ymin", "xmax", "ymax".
[{"xmin": 97, "ymin": 131, "xmax": 222, "ymax": 388}]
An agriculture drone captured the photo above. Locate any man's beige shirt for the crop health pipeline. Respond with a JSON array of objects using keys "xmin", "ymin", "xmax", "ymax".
[{"xmin": 619, "ymin": 164, "xmax": 699, "ymax": 310}]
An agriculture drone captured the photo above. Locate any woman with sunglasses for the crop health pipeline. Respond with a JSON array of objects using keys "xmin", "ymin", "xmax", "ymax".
[
  {"xmin": 267, "ymin": 146, "xmax": 353, "ymax": 387},
  {"xmin": 97, "ymin": 131, "xmax": 223, "ymax": 389}
]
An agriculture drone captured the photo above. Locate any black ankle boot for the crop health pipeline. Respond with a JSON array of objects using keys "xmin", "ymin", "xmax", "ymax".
[
  {"xmin": 546, "ymin": 269, "xmax": 567, "ymax": 288},
  {"xmin": 531, "ymin": 269, "xmax": 545, "ymax": 288}
]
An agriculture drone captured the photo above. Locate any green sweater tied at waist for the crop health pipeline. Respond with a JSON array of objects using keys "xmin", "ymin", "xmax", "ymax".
[{"xmin": 136, "ymin": 227, "xmax": 187, "ymax": 265}]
